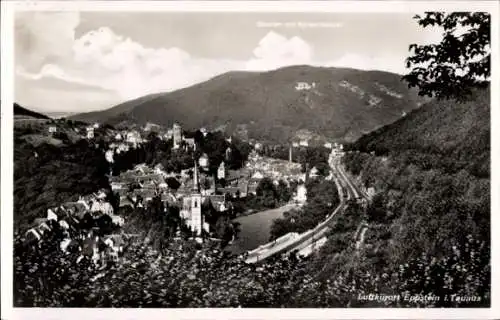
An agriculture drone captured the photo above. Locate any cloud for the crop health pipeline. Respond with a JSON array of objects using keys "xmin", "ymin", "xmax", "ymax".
[
  {"xmin": 68, "ymin": 28, "xmax": 315, "ymax": 97},
  {"xmin": 326, "ymin": 53, "xmax": 409, "ymax": 75},
  {"xmin": 16, "ymin": 13, "xmax": 316, "ymax": 107},
  {"xmin": 17, "ymin": 64, "xmax": 86, "ymax": 83},
  {"xmin": 246, "ymin": 31, "xmax": 313, "ymax": 71},
  {"xmin": 15, "ymin": 12, "xmax": 80, "ymax": 72},
  {"xmin": 70, "ymin": 26, "xmax": 206, "ymax": 98},
  {"xmin": 15, "ymin": 75, "xmax": 122, "ymax": 113},
  {"xmin": 14, "ymin": 12, "xmax": 416, "ymax": 112},
  {"xmin": 16, "ymin": 19, "xmax": 242, "ymax": 101}
]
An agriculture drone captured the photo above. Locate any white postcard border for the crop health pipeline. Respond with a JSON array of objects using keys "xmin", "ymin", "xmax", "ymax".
[{"xmin": 1, "ymin": 1, "xmax": 499, "ymax": 319}]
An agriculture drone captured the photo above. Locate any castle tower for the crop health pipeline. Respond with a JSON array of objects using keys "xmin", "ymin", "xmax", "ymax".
[{"xmin": 173, "ymin": 123, "xmax": 182, "ymax": 149}]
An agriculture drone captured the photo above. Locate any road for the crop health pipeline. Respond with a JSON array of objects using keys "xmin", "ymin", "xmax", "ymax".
[{"xmin": 244, "ymin": 153, "xmax": 368, "ymax": 264}]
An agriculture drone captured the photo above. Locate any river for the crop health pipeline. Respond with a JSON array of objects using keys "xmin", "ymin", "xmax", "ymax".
[{"xmin": 225, "ymin": 203, "xmax": 298, "ymax": 255}]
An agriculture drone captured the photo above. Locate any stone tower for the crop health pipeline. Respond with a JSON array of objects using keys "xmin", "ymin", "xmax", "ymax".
[{"xmin": 173, "ymin": 123, "xmax": 182, "ymax": 149}]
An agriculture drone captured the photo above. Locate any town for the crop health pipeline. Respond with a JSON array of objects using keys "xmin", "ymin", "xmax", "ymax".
[{"xmin": 17, "ymin": 118, "xmax": 350, "ymax": 271}]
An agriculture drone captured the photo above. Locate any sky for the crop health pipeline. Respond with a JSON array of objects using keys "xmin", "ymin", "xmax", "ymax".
[{"xmin": 14, "ymin": 11, "xmax": 443, "ymax": 113}]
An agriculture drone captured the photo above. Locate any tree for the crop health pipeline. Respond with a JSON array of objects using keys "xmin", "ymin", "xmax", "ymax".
[
  {"xmin": 276, "ymin": 180, "xmax": 292, "ymax": 203},
  {"xmin": 256, "ymin": 177, "xmax": 274, "ymax": 197},
  {"xmin": 402, "ymin": 12, "xmax": 490, "ymax": 101},
  {"xmin": 165, "ymin": 177, "xmax": 181, "ymax": 190},
  {"xmin": 147, "ymin": 131, "xmax": 160, "ymax": 142},
  {"xmin": 108, "ymin": 191, "xmax": 120, "ymax": 213}
]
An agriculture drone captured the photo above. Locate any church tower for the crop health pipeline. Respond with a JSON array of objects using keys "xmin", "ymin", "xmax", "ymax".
[{"xmin": 190, "ymin": 151, "xmax": 204, "ymax": 237}]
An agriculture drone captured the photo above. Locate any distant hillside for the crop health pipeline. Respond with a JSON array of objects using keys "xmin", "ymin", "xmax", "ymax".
[
  {"xmin": 14, "ymin": 103, "xmax": 50, "ymax": 119},
  {"xmin": 351, "ymin": 87, "xmax": 490, "ymax": 177},
  {"xmin": 70, "ymin": 65, "xmax": 425, "ymax": 143},
  {"xmin": 45, "ymin": 112, "xmax": 79, "ymax": 119}
]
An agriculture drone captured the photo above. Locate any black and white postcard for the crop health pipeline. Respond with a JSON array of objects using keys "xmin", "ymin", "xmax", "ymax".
[{"xmin": 1, "ymin": 1, "xmax": 498, "ymax": 319}]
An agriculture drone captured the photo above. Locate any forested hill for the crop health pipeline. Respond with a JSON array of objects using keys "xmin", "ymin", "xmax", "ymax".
[
  {"xmin": 70, "ymin": 65, "xmax": 424, "ymax": 144},
  {"xmin": 350, "ymin": 87, "xmax": 490, "ymax": 178}
]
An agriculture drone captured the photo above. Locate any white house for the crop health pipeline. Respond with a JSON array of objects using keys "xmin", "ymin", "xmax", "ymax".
[
  {"xmin": 126, "ymin": 131, "xmax": 141, "ymax": 144},
  {"xmin": 117, "ymin": 143, "xmax": 129, "ymax": 153},
  {"xmin": 105, "ymin": 150, "xmax": 114, "ymax": 163},
  {"xmin": 251, "ymin": 171, "xmax": 264, "ymax": 180},
  {"xmin": 324, "ymin": 142, "xmax": 332, "ymax": 149},
  {"xmin": 309, "ymin": 167, "xmax": 319, "ymax": 178},
  {"xmin": 59, "ymin": 220, "xmax": 70, "ymax": 230},
  {"xmin": 111, "ymin": 182, "xmax": 124, "ymax": 191},
  {"xmin": 90, "ymin": 190, "xmax": 107, "ymax": 202},
  {"xmin": 164, "ymin": 130, "xmax": 174, "ymax": 140},
  {"xmin": 367, "ymin": 187, "xmax": 376, "ymax": 200},
  {"xmin": 158, "ymin": 182, "xmax": 168, "ymax": 189},
  {"xmin": 104, "ymin": 235, "xmax": 125, "ymax": 256},
  {"xmin": 183, "ymin": 137, "xmax": 196, "ymax": 148},
  {"xmin": 299, "ymin": 140, "xmax": 309, "ymax": 147},
  {"xmin": 48, "ymin": 126, "xmax": 57, "ymax": 134},
  {"xmin": 110, "ymin": 215, "xmax": 125, "ymax": 227},
  {"xmin": 47, "ymin": 208, "xmax": 58, "ymax": 221},
  {"xmin": 60, "ymin": 238, "xmax": 73, "ymax": 253},
  {"xmin": 90, "ymin": 201, "xmax": 114, "ymax": 216},
  {"xmin": 199, "ymin": 153, "xmax": 209, "ymax": 169},
  {"xmin": 86, "ymin": 127, "xmax": 95, "ymax": 139}
]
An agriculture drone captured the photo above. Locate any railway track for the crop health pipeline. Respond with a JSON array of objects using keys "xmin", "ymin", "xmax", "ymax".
[{"xmin": 244, "ymin": 157, "xmax": 362, "ymax": 263}]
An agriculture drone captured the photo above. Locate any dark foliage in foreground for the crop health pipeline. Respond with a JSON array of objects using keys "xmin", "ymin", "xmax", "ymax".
[
  {"xmin": 14, "ymin": 209, "xmax": 489, "ymax": 308},
  {"xmin": 402, "ymin": 12, "xmax": 490, "ymax": 101}
]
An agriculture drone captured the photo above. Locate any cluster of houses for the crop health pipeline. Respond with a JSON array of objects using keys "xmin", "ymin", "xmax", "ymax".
[
  {"xmin": 245, "ymin": 150, "xmax": 304, "ymax": 188},
  {"xmin": 110, "ymin": 159, "xmax": 237, "ymax": 242},
  {"xmin": 110, "ymin": 163, "xmax": 172, "ymax": 208},
  {"xmin": 24, "ymin": 189, "xmax": 126, "ymax": 267}
]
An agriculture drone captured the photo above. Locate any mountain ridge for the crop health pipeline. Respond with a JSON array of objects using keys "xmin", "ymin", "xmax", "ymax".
[{"xmin": 70, "ymin": 65, "xmax": 425, "ymax": 143}]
